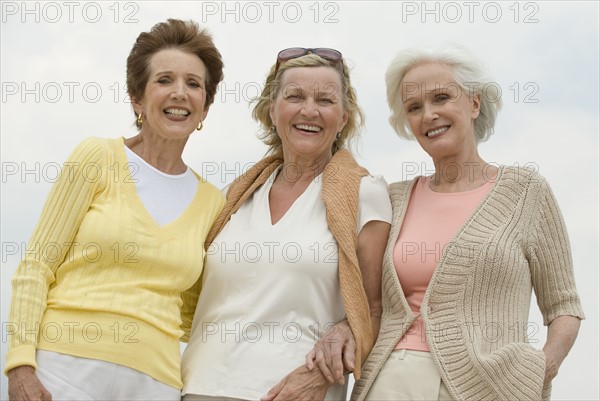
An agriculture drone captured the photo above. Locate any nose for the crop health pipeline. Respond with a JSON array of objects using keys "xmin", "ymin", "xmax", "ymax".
[
  {"xmin": 170, "ymin": 79, "xmax": 188, "ymax": 100},
  {"xmin": 301, "ymin": 98, "xmax": 319, "ymax": 117},
  {"xmin": 423, "ymin": 102, "xmax": 438, "ymax": 123}
]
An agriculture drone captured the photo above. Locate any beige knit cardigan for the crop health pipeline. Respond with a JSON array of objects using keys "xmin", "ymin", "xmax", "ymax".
[
  {"xmin": 204, "ymin": 149, "xmax": 373, "ymax": 379},
  {"xmin": 351, "ymin": 166, "xmax": 584, "ymax": 401}
]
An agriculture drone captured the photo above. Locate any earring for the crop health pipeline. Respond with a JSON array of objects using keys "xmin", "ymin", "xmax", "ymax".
[
  {"xmin": 336, "ymin": 132, "xmax": 341, "ymax": 140},
  {"xmin": 136, "ymin": 113, "xmax": 143, "ymax": 127},
  {"xmin": 197, "ymin": 120, "xmax": 203, "ymax": 131},
  {"xmin": 271, "ymin": 126, "xmax": 277, "ymax": 134}
]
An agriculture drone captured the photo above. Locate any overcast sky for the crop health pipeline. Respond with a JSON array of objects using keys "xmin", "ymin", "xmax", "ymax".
[{"xmin": 1, "ymin": 1, "xmax": 598, "ymax": 399}]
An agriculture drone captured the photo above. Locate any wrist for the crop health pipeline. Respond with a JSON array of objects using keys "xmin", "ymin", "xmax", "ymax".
[
  {"xmin": 309, "ymin": 365, "xmax": 333, "ymax": 387},
  {"xmin": 7, "ymin": 365, "xmax": 35, "ymax": 378}
]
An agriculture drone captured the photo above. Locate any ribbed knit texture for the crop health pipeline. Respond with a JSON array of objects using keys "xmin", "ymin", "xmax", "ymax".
[
  {"xmin": 205, "ymin": 149, "xmax": 373, "ymax": 378},
  {"xmin": 352, "ymin": 166, "xmax": 584, "ymax": 401},
  {"xmin": 5, "ymin": 137, "xmax": 225, "ymax": 389}
]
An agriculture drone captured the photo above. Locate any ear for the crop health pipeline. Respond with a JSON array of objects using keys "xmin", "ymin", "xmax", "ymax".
[
  {"xmin": 471, "ymin": 93, "xmax": 481, "ymax": 119},
  {"xmin": 131, "ymin": 96, "xmax": 143, "ymax": 116},
  {"xmin": 338, "ymin": 110, "xmax": 349, "ymax": 133},
  {"xmin": 269, "ymin": 103, "xmax": 276, "ymax": 128},
  {"xmin": 201, "ymin": 105, "xmax": 210, "ymax": 121}
]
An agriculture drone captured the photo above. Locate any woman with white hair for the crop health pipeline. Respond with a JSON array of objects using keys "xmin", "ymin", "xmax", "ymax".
[{"xmin": 350, "ymin": 45, "xmax": 584, "ymax": 401}]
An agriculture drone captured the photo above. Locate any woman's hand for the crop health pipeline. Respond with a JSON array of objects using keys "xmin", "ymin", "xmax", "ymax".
[
  {"xmin": 261, "ymin": 364, "xmax": 330, "ymax": 401},
  {"xmin": 305, "ymin": 319, "xmax": 355, "ymax": 384},
  {"xmin": 7, "ymin": 365, "xmax": 52, "ymax": 401}
]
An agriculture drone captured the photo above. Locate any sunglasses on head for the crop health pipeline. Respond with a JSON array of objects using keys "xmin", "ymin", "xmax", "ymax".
[{"xmin": 275, "ymin": 47, "xmax": 344, "ymax": 74}]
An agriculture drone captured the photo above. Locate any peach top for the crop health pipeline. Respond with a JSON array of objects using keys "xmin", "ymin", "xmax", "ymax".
[{"xmin": 394, "ymin": 176, "xmax": 494, "ymax": 351}]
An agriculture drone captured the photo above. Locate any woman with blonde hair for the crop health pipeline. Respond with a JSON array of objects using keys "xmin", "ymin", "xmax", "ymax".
[{"xmin": 181, "ymin": 48, "xmax": 392, "ymax": 401}]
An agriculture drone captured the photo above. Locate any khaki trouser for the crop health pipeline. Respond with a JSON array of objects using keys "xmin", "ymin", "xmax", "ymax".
[{"xmin": 365, "ymin": 349, "xmax": 454, "ymax": 401}]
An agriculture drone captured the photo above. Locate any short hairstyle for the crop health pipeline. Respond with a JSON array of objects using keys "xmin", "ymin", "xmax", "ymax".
[
  {"xmin": 385, "ymin": 44, "xmax": 502, "ymax": 142},
  {"xmin": 251, "ymin": 53, "xmax": 364, "ymax": 157},
  {"xmin": 126, "ymin": 19, "xmax": 224, "ymax": 128}
]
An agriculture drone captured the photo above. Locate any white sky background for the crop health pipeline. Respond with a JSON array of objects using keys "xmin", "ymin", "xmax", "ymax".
[{"xmin": 1, "ymin": 1, "xmax": 598, "ymax": 399}]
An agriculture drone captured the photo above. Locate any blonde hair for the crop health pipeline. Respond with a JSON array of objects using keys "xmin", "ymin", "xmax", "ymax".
[{"xmin": 252, "ymin": 54, "xmax": 364, "ymax": 157}]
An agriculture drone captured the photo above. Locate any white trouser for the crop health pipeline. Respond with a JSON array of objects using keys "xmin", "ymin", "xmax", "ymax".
[
  {"xmin": 365, "ymin": 349, "xmax": 454, "ymax": 401},
  {"xmin": 36, "ymin": 350, "xmax": 180, "ymax": 401},
  {"xmin": 183, "ymin": 396, "xmax": 247, "ymax": 401}
]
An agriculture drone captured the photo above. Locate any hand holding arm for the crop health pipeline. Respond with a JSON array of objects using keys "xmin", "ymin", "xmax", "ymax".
[
  {"xmin": 261, "ymin": 364, "xmax": 330, "ymax": 401},
  {"xmin": 7, "ymin": 366, "xmax": 52, "ymax": 401},
  {"xmin": 305, "ymin": 319, "xmax": 355, "ymax": 384}
]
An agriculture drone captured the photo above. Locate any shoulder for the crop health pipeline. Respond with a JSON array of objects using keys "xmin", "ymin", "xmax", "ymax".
[
  {"xmin": 327, "ymin": 149, "xmax": 369, "ymax": 178},
  {"xmin": 359, "ymin": 175, "xmax": 389, "ymax": 197},
  {"xmin": 62, "ymin": 137, "xmax": 116, "ymax": 181},
  {"xmin": 193, "ymin": 174, "xmax": 226, "ymax": 203},
  {"xmin": 358, "ymin": 175, "xmax": 393, "ymax": 223},
  {"xmin": 387, "ymin": 177, "xmax": 421, "ymax": 211},
  {"xmin": 389, "ymin": 177, "xmax": 419, "ymax": 197},
  {"xmin": 68, "ymin": 137, "xmax": 113, "ymax": 161},
  {"xmin": 498, "ymin": 165, "xmax": 551, "ymax": 196}
]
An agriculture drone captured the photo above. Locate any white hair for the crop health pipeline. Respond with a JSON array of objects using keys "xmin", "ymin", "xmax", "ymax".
[{"xmin": 386, "ymin": 44, "xmax": 502, "ymax": 142}]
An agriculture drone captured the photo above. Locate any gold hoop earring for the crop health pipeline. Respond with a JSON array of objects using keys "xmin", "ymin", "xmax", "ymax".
[
  {"xmin": 197, "ymin": 120, "xmax": 203, "ymax": 131},
  {"xmin": 136, "ymin": 113, "xmax": 143, "ymax": 127}
]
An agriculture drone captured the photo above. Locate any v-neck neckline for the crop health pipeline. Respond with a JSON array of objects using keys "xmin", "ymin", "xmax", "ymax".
[
  {"xmin": 264, "ymin": 166, "xmax": 322, "ymax": 227},
  {"xmin": 117, "ymin": 137, "xmax": 203, "ymax": 236}
]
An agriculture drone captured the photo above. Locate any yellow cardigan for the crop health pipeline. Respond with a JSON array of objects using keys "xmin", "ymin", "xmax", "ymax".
[{"xmin": 5, "ymin": 137, "xmax": 224, "ymax": 389}]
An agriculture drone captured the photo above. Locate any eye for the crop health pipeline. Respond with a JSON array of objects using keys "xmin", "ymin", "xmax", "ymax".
[
  {"xmin": 407, "ymin": 103, "xmax": 421, "ymax": 113},
  {"xmin": 434, "ymin": 93, "xmax": 450, "ymax": 102},
  {"xmin": 157, "ymin": 77, "xmax": 171, "ymax": 84},
  {"xmin": 318, "ymin": 97, "xmax": 335, "ymax": 105},
  {"xmin": 284, "ymin": 94, "xmax": 303, "ymax": 102},
  {"xmin": 188, "ymin": 80, "xmax": 202, "ymax": 88}
]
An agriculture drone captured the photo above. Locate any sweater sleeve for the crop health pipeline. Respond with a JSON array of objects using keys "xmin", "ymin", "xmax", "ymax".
[
  {"xmin": 527, "ymin": 175, "xmax": 585, "ymax": 326},
  {"xmin": 5, "ymin": 138, "xmax": 108, "ymax": 373},
  {"xmin": 179, "ymin": 276, "xmax": 202, "ymax": 343}
]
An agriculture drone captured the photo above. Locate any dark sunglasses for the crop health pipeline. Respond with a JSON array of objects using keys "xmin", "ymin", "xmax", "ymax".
[{"xmin": 275, "ymin": 47, "xmax": 344, "ymax": 74}]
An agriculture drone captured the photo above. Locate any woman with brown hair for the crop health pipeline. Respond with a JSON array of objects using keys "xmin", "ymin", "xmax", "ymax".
[{"xmin": 5, "ymin": 19, "xmax": 225, "ymax": 400}]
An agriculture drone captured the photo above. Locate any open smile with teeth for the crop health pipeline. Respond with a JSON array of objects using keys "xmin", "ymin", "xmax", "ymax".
[
  {"xmin": 295, "ymin": 124, "xmax": 321, "ymax": 133},
  {"xmin": 165, "ymin": 108, "xmax": 190, "ymax": 116},
  {"xmin": 426, "ymin": 126, "xmax": 449, "ymax": 138}
]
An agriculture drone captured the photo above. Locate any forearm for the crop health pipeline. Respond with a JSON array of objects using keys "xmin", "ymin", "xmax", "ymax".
[
  {"xmin": 262, "ymin": 364, "xmax": 331, "ymax": 401},
  {"xmin": 542, "ymin": 315, "xmax": 581, "ymax": 382}
]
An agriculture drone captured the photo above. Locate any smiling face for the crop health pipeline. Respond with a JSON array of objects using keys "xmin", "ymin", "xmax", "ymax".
[
  {"xmin": 133, "ymin": 48, "xmax": 209, "ymax": 141},
  {"xmin": 269, "ymin": 66, "xmax": 348, "ymax": 164},
  {"xmin": 401, "ymin": 62, "xmax": 481, "ymax": 162}
]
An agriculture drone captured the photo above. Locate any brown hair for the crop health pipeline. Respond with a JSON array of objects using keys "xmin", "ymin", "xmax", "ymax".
[
  {"xmin": 251, "ymin": 54, "xmax": 364, "ymax": 157},
  {"xmin": 126, "ymin": 19, "xmax": 224, "ymax": 127}
]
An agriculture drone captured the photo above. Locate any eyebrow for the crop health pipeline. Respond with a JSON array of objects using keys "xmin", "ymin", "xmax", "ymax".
[
  {"xmin": 402, "ymin": 87, "xmax": 450, "ymax": 104},
  {"xmin": 153, "ymin": 70, "xmax": 204, "ymax": 80}
]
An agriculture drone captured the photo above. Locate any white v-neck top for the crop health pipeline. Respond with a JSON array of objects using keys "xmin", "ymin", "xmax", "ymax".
[
  {"xmin": 124, "ymin": 145, "xmax": 198, "ymax": 226},
  {"xmin": 181, "ymin": 168, "xmax": 391, "ymax": 400}
]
